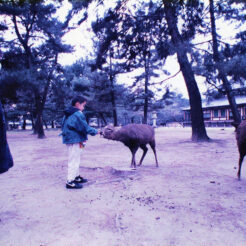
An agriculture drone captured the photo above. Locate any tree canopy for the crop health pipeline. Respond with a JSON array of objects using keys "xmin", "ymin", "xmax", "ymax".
[{"xmin": 0, "ymin": 0, "xmax": 245, "ymax": 141}]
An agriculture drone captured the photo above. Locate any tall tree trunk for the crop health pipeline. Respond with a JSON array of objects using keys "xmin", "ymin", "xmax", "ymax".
[
  {"xmin": 22, "ymin": 114, "xmax": 26, "ymax": 130},
  {"xmin": 109, "ymin": 50, "xmax": 118, "ymax": 126},
  {"xmin": 164, "ymin": 2, "xmax": 209, "ymax": 141},
  {"xmin": 209, "ymin": 0, "xmax": 241, "ymax": 124},
  {"xmin": 34, "ymin": 108, "xmax": 45, "ymax": 138},
  {"xmin": 30, "ymin": 113, "xmax": 35, "ymax": 130},
  {"xmin": 13, "ymin": 12, "xmax": 49, "ymax": 138},
  {"xmin": 33, "ymin": 91, "xmax": 45, "ymax": 138},
  {"xmin": 110, "ymin": 76, "xmax": 118, "ymax": 126},
  {"xmin": 143, "ymin": 52, "xmax": 150, "ymax": 124},
  {"xmin": 32, "ymin": 66, "xmax": 53, "ymax": 138},
  {"xmin": 0, "ymin": 100, "xmax": 13, "ymax": 173}
]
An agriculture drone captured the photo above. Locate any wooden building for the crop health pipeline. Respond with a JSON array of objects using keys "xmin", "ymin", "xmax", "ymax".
[{"xmin": 183, "ymin": 96, "xmax": 246, "ymax": 127}]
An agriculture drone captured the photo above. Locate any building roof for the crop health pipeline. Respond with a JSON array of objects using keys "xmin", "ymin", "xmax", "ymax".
[{"xmin": 182, "ymin": 96, "xmax": 246, "ymax": 110}]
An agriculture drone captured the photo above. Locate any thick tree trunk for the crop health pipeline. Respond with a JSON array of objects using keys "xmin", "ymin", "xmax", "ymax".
[
  {"xmin": 221, "ymin": 74, "xmax": 241, "ymax": 123},
  {"xmin": 13, "ymin": 12, "xmax": 51, "ymax": 138},
  {"xmin": 34, "ymin": 108, "xmax": 45, "ymax": 138},
  {"xmin": 143, "ymin": 53, "xmax": 150, "ymax": 124},
  {"xmin": 209, "ymin": 0, "xmax": 241, "ymax": 124},
  {"xmin": 143, "ymin": 89, "xmax": 148, "ymax": 124},
  {"xmin": 0, "ymin": 101, "xmax": 13, "ymax": 173},
  {"xmin": 109, "ymin": 51, "xmax": 118, "ymax": 126},
  {"xmin": 164, "ymin": 2, "xmax": 209, "ymax": 141},
  {"xmin": 33, "ymin": 91, "xmax": 45, "ymax": 138},
  {"xmin": 30, "ymin": 113, "xmax": 35, "ymax": 130},
  {"xmin": 110, "ymin": 83, "xmax": 118, "ymax": 126},
  {"xmin": 22, "ymin": 114, "xmax": 26, "ymax": 130}
]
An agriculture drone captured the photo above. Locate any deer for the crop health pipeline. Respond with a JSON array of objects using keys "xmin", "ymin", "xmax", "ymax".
[{"xmin": 101, "ymin": 124, "xmax": 158, "ymax": 168}]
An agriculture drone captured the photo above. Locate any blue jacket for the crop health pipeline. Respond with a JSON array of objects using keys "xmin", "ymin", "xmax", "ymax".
[{"xmin": 61, "ymin": 107, "xmax": 98, "ymax": 144}]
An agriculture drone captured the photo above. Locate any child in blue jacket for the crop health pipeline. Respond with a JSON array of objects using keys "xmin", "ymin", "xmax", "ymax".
[{"xmin": 62, "ymin": 96, "xmax": 99, "ymax": 189}]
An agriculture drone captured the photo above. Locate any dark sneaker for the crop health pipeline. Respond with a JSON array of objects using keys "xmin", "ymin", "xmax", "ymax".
[
  {"xmin": 66, "ymin": 180, "xmax": 83, "ymax": 189},
  {"xmin": 74, "ymin": 175, "xmax": 88, "ymax": 183}
]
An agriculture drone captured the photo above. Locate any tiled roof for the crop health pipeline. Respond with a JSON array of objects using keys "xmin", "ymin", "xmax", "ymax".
[{"xmin": 182, "ymin": 96, "xmax": 246, "ymax": 110}]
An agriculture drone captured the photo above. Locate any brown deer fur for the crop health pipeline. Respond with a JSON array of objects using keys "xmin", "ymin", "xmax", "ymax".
[
  {"xmin": 232, "ymin": 121, "xmax": 246, "ymax": 180},
  {"xmin": 102, "ymin": 124, "xmax": 158, "ymax": 168}
]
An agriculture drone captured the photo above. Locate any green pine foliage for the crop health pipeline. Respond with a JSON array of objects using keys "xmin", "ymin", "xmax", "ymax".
[{"xmin": 0, "ymin": 0, "xmax": 93, "ymax": 137}]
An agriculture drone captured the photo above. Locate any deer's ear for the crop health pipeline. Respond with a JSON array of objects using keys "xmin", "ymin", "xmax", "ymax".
[{"xmin": 231, "ymin": 122, "xmax": 240, "ymax": 129}]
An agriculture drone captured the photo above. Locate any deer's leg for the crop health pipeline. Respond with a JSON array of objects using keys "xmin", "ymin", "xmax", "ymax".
[
  {"xmin": 130, "ymin": 146, "xmax": 138, "ymax": 168},
  {"xmin": 150, "ymin": 141, "xmax": 158, "ymax": 167},
  {"xmin": 238, "ymin": 153, "xmax": 244, "ymax": 180},
  {"xmin": 138, "ymin": 144, "xmax": 148, "ymax": 166}
]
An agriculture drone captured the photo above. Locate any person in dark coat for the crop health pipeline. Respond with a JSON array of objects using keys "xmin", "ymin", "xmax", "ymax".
[{"xmin": 0, "ymin": 101, "xmax": 13, "ymax": 174}]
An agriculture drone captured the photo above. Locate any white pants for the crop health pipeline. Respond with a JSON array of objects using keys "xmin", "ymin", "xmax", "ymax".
[{"xmin": 67, "ymin": 143, "xmax": 81, "ymax": 182}]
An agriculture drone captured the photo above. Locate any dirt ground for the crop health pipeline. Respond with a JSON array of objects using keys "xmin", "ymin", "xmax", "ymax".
[{"xmin": 1, "ymin": 127, "xmax": 246, "ymax": 246}]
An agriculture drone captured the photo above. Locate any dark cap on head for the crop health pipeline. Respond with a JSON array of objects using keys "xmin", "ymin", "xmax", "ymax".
[{"xmin": 71, "ymin": 96, "xmax": 87, "ymax": 106}]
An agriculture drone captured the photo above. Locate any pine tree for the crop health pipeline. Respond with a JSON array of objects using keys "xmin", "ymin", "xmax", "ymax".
[
  {"xmin": 0, "ymin": 0, "xmax": 93, "ymax": 138},
  {"xmin": 162, "ymin": 0, "xmax": 209, "ymax": 141},
  {"xmin": 209, "ymin": 0, "xmax": 241, "ymax": 124},
  {"xmin": 92, "ymin": 1, "xmax": 166, "ymax": 125},
  {"xmin": 92, "ymin": 8, "xmax": 131, "ymax": 126}
]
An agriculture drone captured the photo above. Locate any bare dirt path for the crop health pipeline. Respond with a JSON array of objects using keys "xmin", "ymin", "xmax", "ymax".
[{"xmin": 1, "ymin": 127, "xmax": 246, "ymax": 246}]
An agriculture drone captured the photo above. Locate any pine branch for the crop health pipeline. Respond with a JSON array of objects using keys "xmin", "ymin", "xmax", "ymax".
[
  {"xmin": 206, "ymin": 78, "xmax": 223, "ymax": 92},
  {"xmin": 150, "ymin": 69, "xmax": 181, "ymax": 85},
  {"xmin": 192, "ymin": 40, "xmax": 212, "ymax": 46},
  {"xmin": 192, "ymin": 46, "xmax": 213, "ymax": 55}
]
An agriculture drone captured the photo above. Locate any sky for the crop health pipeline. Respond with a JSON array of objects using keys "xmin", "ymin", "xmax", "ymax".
[{"xmin": 58, "ymin": 0, "xmax": 242, "ymax": 99}]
